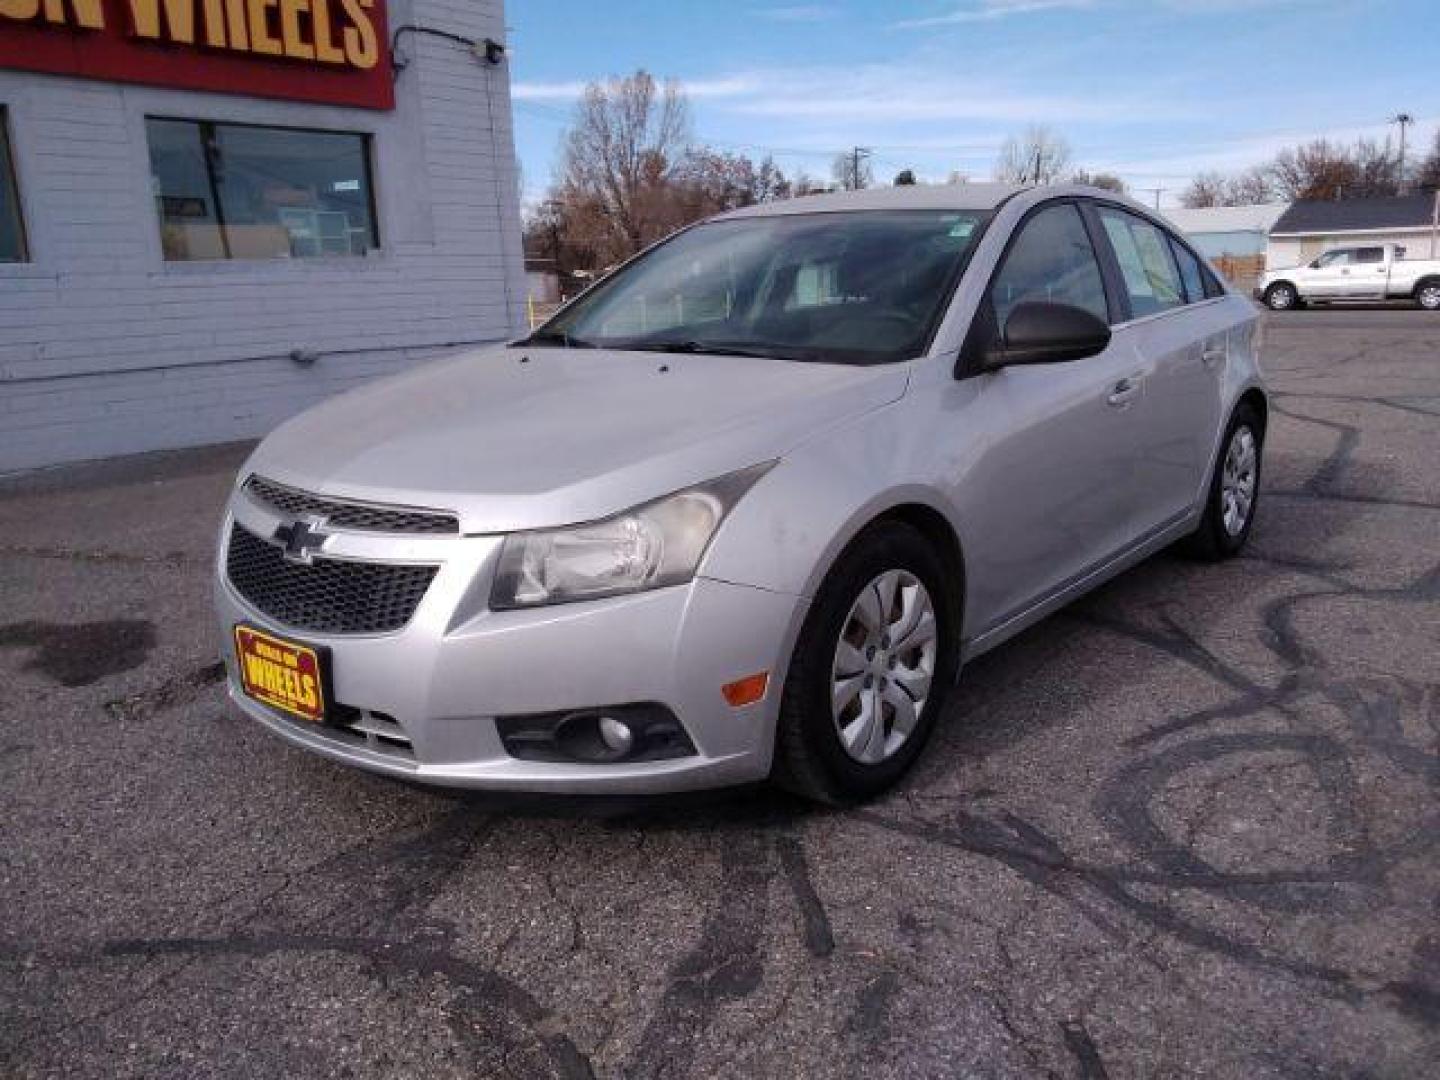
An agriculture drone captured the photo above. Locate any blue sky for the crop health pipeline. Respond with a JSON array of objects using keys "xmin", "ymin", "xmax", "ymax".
[{"xmin": 506, "ymin": 0, "xmax": 1436, "ymax": 209}]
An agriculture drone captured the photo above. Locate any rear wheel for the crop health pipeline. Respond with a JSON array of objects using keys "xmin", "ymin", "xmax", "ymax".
[
  {"xmin": 1263, "ymin": 282, "xmax": 1298, "ymax": 311},
  {"xmin": 1417, "ymin": 282, "xmax": 1440, "ymax": 311},
  {"xmin": 1184, "ymin": 403, "xmax": 1263, "ymax": 561},
  {"xmin": 773, "ymin": 521, "xmax": 957, "ymax": 804}
]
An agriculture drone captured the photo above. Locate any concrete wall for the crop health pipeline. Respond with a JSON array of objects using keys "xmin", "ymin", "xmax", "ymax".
[{"xmin": 0, "ymin": 0, "xmax": 526, "ymax": 473}]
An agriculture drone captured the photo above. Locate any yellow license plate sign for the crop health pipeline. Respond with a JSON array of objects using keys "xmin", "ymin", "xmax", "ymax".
[{"xmin": 234, "ymin": 625, "xmax": 327, "ymax": 723}]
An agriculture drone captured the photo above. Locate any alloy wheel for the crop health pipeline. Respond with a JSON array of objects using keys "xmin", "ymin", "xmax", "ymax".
[
  {"xmin": 1419, "ymin": 285, "xmax": 1440, "ymax": 311},
  {"xmin": 1267, "ymin": 285, "xmax": 1295, "ymax": 310},
  {"xmin": 831, "ymin": 569, "xmax": 937, "ymax": 764},
  {"xmin": 1220, "ymin": 425, "xmax": 1258, "ymax": 536}
]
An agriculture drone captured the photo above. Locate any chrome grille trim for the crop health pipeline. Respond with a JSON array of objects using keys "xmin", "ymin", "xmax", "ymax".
[
  {"xmin": 225, "ymin": 524, "xmax": 438, "ymax": 635},
  {"xmin": 244, "ymin": 475, "xmax": 459, "ymax": 534}
]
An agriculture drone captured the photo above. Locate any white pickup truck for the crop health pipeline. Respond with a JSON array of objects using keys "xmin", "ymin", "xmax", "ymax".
[{"xmin": 1257, "ymin": 242, "xmax": 1440, "ymax": 311}]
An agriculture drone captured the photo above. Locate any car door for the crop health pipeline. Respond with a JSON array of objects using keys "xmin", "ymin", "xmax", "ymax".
[
  {"xmin": 1301, "ymin": 249, "xmax": 1353, "ymax": 298},
  {"xmin": 1349, "ymin": 245, "xmax": 1389, "ymax": 299},
  {"xmin": 1093, "ymin": 206, "xmax": 1223, "ymax": 532},
  {"xmin": 951, "ymin": 200, "xmax": 1143, "ymax": 634}
]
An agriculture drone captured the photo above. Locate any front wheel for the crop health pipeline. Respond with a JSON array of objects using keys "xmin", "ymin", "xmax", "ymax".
[
  {"xmin": 1184, "ymin": 404, "xmax": 1263, "ymax": 561},
  {"xmin": 1417, "ymin": 283, "xmax": 1440, "ymax": 311},
  {"xmin": 1263, "ymin": 282, "xmax": 1299, "ymax": 311},
  {"xmin": 773, "ymin": 521, "xmax": 957, "ymax": 804}
]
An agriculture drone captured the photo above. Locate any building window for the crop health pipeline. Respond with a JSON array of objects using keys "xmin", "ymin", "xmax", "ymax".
[
  {"xmin": 0, "ymin": 109, "xmax": 28, "ymax": 263},
  {"xmin": 145, "ymin": 118, "xmax": 378, "ymax": 262}
]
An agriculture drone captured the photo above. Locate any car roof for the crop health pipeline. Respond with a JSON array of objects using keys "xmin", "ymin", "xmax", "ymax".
[
  {"xmin": 710, "ymin": 182, "xmax": 1168, "ymax": 222},
  {"xmin": 711, "ymin": 183, "xmax": 1030, "ymax": 220}
]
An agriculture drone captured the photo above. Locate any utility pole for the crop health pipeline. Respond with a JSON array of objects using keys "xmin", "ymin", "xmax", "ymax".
[
  {"xmin": 1391, "ymin": 113, "xmax": 1414, "ymax": 192},
  {"xmin": 847, "ymin": 146, "xmax": 872, "ymax": 191},
  {"xmin": 1431, "ymin": 187, "xmax": 1439, "ymax": 259},
  {"xmin": 1139, "ymin": 187, "xmax": 1165, "ymax": 210}
]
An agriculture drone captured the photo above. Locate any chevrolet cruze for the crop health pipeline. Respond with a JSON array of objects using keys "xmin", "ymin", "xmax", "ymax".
[{"xmin": 216, "ymin": 184, "xmax": 1266, "ymax": 803}]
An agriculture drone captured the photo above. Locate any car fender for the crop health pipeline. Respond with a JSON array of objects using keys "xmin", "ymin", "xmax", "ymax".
[{"xmin": 699, "ymin": 395, "xmax": 967, "ymax": 604}]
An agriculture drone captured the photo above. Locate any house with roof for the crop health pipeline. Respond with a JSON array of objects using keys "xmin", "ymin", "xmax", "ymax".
[
  {"xmin": 1163, "ymin": 203, "xmax": 1288, "ymax": 292},
  {"xmin": 1267, "ymin": 193, "xmax": 1440, "ymax": 269}
]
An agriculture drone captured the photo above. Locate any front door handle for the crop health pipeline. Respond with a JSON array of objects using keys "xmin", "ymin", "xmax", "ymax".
[{"xmin": 1107, "ymin": 378, "xmax": 1141, "ymax": 408}]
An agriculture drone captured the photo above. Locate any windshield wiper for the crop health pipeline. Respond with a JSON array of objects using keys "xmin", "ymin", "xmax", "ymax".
[
  {"xmin": 519, "ymin": 329, "xmax": 596, "ymax": 348},
  {"xmin": 610, "ymin": 339, "xmax": 826, "ymax": 362}
]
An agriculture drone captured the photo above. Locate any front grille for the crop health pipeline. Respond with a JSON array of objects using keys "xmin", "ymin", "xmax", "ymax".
[
  {"xmin": 244, "ymin": 475, "xmax": 458, "ymax": 534},
  {"xmin": 226, "ymin": 524, "xmax": 438, "ymax": 635}
]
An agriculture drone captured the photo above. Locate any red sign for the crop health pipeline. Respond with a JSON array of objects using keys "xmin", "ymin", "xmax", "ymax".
[{"xmin": 0, "ymin": 0, "xmax": 393, "ymax": 110}]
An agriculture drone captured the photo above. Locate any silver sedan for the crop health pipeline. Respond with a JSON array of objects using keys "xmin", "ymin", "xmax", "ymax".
[{"xmin": 215, "ymin": 183, "xmax": 1266, "ymax": 803}]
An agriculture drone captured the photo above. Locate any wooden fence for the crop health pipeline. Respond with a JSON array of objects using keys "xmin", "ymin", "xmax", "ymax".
[{"xmin": 1210, "ymin": 254, "xmax": 1267, "ymax": 293}]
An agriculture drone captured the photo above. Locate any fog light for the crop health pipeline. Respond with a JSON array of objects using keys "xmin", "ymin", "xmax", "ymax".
[
  {"xmin": 597, "ymin": 715, "xmax": 635, "ymax": 755},
  {"xmin": 496, "ymin": 703, "xmax": 696, "ymax": 763}
]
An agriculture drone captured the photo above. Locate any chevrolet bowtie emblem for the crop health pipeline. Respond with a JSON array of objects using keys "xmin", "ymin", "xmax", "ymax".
[{"xmin": 273, "ymin": 517, "xmax": 330, "ymax": 565}]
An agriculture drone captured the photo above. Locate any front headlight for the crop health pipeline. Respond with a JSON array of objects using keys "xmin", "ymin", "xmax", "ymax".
[{"xmin": 489, "ymin": 463, "xmax": 774, "ymax": 610}]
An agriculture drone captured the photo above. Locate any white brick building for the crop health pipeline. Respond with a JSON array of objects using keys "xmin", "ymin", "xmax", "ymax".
[{"xmin": 0, "ymin": 0, "xmax": 525, "ymax": 472}]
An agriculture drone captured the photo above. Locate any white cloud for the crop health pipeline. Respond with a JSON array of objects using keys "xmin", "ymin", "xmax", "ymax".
[
  {"xmin": 512, "ymin": 80, "xmax": 590, "ymax": 102},
  {"xmin": 892, "ymin": 0, "xmax": 1335, "ymax": 28},
  {"xmin": 893, "ymin": 0, "xmax": 1095, "ymax": 29},
  {"xmin": 709, "ymin": 64, "xmax": 1190, "ymax": 125},
  {"xmin": 512, "ymin": 76, "xmax": 759, "ymax": 102}
]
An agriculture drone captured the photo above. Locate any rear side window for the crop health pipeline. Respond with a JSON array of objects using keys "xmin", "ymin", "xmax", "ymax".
[
  {"xmin": 990, "ymin": 203, "xmax": 1109, "ymax": 326},
  {"xmin": 1097, "ymin": 207, "xmax": 1184, "ymax": 318},
  {"xmin": 1169, "ymin": 237, "xmax": 1207, "ymax": 303},
  {"xmin": 1353, "ymin": 247, "xmax": 1385, "ymax": 264}
]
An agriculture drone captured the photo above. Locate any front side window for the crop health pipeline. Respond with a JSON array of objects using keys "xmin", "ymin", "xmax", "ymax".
[
  {"xmin": 0, "ymin": 109, "xmax": 27, "ymax": 263},
  {"xmin": 538, "ymin": 210, "xmax": 990, "ymax": 365},
  {"xmin": 146, "ymin": 118, "xmax": 378, "ymax": 261},
  {"xmin": 989, "ymin": 203, "xmax": 1108, "ymax": 326},
  {"xmin": 1098, "ymin": 207, "xmax": 1184, "ymax": 318},
  {"xmin": 1315, "ymin": 250, "xmax": 1352, "ymax": 268},
  {"xmin": 1169, "ymin": 237, "xmax": 1207, "ymax": 303}
]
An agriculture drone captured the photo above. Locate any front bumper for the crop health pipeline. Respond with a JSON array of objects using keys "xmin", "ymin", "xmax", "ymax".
[{"xmin": 214, "ymin": 498, "xmax": 807, "ymax": 793}]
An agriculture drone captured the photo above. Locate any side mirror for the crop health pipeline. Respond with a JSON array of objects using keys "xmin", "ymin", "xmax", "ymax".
[{"xmin": 985, "ymin": 301, "xmax": 1112, "ymax": 368}]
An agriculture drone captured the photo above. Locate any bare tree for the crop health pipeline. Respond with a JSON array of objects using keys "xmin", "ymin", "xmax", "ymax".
[
  {"xmin": 995, "ymin": 126, "xmax": 1071, "ymax": 184},
  {"xmin": 831, "ymin": 149, "xmax": 873, "ymax": 191},
  {"xmin": 558, "ymin": 70, "xmax": 692, "ymax": 265},
  {"xmin": 1417, "ymin": 131, "xmax": 1440, "ymax": 192},
  {"xmin": 945, "ymin": 170, "xmax": 971, "ymax": 186},
  {"xmin": 1180, "ymin": 171, "xmax": 1227, "ymax": 208},
  {"xmin": 791, "ymin": 170, "xmax": 827, "ymax": 196},
  {"xmin": 1226, "ymin": 166, "xmax": 1275, "ymax": 205},
  {"xmin": 1351, "ymin": 137, "xmax": 1403, "ymax": 197},
  {"xmin": 1269, "ymin": 138, "xmax": 1400, "ymax": 201},
  {"xmin": 1181, "ymin": 166, "xmax": 1275, "ymax": 209},
  {"xmin": 1071, "ymin": 169, "xmax": 1126, "ymax": 194},
  {"xmin": 675, "ymin": 150, "xmax": 791, "ymax": 214}
]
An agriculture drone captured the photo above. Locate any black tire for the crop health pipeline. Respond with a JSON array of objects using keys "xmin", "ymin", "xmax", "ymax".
[
  {"xmin": 772, "ymin": 521, "xmax": 958, "ymax": 804},
  {"xmin": 1184, "ymin": 403, "xmax": 1264, "ymax": 561},
  {"xmin": 1416, "ymin": 281, "xmax": 1440, "ymax": 311},
  {"xmin": 1263, "ymin": 282, "xmax": 1298, "ymax": 311}
]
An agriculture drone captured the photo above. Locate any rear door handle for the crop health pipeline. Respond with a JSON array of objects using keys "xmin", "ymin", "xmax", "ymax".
[
  {"xmin": 1201, "ymin": 345, "xmax": 1226, "ymax": 367},
  {"xmin": 1107, "ymin": 377, "xmax": 1141, "ymax": 408}
]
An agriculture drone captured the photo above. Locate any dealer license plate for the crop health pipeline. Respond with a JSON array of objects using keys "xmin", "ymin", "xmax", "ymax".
[{"xmin": 233, "ymin": 625, "xmax": 328, "ymax": 724}]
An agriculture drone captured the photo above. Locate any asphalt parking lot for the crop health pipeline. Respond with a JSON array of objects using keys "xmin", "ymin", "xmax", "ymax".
[{"xmin": 3, "ymin": 307, "xmax": 1438, "ymax": 1078}]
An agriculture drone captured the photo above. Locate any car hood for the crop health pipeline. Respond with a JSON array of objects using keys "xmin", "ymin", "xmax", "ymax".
[{"xmin": 241, "ymin": 344, "xmax": 909, "ymax": 533}]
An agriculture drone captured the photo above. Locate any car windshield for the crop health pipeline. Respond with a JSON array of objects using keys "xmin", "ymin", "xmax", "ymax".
[{"xmin": 529, "ymin": 210, "xmax": 991, "ymax": 365}]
